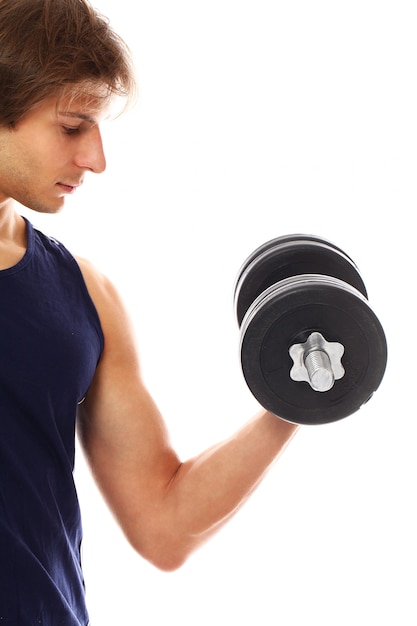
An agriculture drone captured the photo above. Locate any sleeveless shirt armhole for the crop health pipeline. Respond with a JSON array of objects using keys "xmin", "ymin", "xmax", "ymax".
[{"xmin": 66, "ymin": 254, "xmax": 105, "ymax": 356}]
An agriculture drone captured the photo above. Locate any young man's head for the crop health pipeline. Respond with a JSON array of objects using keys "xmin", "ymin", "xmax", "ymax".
[
  {"xmin": 0, "ymin": 0, "xmax": 136, "ymax": 127},
  {"xmin": 0, "ymin": 0, "xmax": 136, "ymax": 214}
]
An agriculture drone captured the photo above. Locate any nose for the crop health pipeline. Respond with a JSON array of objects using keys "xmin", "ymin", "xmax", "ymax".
[{"xmin": 74, "ymin": 126, "xmax": 107, "ymax": 174}]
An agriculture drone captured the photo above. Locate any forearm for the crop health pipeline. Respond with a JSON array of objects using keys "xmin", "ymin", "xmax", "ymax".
[{"xmin": 162, "ymin": 410, "xmax": 298, "ymax": 563}]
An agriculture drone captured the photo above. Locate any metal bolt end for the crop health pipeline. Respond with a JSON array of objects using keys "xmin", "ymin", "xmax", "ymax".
[
  {"xmin": 304, "ymin": 349, "xmax": 334, "ymax": 391},
  {"xmin": 289, "ymin": 332, "xmax": 345, "ymax": 393}
]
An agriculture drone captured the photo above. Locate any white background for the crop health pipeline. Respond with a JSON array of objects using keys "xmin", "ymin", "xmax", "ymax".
[{"xmin": 22, "ymin": 1, "xmax": 416, "ymax": 624}]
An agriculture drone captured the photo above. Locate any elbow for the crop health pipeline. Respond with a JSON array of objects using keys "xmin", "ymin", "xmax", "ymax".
[
  {"xmin": 150, "ymin": 552, "xmax": 189, "ymax": 573},
  {"xmin": 145, "ymin": 545, "xmax": 190, "ymax": 573},
  {"xmin": 127, "ymin": 531, "xmax": 194, "ymax": 573}
]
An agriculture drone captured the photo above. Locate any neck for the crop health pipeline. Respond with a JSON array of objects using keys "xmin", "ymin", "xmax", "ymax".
[
  {"xmin": 0, "ymin": 202, "xmax": 27, "ymax": 269},
  {"xmin": 0, "ymin": 198, "xmax": 22, "ymax": 232}
]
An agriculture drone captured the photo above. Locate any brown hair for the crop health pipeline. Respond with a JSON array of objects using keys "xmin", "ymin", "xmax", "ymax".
[{"xmin": 0, "ymin": 0, "xmax": 136, "ymax": 126}]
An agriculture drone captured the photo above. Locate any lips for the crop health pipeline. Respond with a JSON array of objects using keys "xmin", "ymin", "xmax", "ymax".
[{"xmin": 57, "ymin": 182, "xmax": 82, "ymax": 193}]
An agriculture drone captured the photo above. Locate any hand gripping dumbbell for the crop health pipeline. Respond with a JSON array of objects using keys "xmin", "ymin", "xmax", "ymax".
[{"xmin": 234, "ymin": 235, "xmax": 387, "ymax": 425}]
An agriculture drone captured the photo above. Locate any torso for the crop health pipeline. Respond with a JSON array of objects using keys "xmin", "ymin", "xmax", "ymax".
[{"xmin": 0, "ymin": 216, "xmax": 103, "ymax": 623}]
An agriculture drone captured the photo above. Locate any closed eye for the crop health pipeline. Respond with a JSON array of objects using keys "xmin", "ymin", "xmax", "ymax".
[{"xmin": 62, "ymin": 126, "xmax": 80, "ymax": 135}]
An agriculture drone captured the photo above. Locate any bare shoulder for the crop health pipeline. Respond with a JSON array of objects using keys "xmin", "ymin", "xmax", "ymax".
[
  {"xmin": 75, "ymin": 255, "xmax": 136, "ymax": 346},
  {"xmin": 76, "ymin": 255, "xmax": 120, "ymax": 311}
]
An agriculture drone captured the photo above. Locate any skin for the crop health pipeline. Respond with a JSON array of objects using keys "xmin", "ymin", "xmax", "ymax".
[{"xmin": 0, "ymin": 86, "xmax": 299, "ymax": 572}]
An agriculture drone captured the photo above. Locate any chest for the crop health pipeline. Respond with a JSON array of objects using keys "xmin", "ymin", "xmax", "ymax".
[{"xmin": 0, "ymin": 250, "xmax": 103, "ymax": 409}]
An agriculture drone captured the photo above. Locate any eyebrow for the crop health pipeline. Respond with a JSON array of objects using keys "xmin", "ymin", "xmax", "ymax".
[{"xmin": 57, "ymin": 111, "xmax": 97, "ymax": 124}]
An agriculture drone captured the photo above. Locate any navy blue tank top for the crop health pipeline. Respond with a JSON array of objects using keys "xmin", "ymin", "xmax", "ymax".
[{"xmin": 0, "ymin": 218, "xmax": 104, "ymax": 625}]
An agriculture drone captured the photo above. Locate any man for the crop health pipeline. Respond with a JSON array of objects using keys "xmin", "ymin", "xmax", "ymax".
[{"xmin": 0, "ymin": 0, "xmax": 298, "ymax": 623}]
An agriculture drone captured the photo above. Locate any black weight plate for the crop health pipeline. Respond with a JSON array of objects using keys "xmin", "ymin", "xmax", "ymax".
[
  {"xmin": 240, "ymin": 275, "xmax": 387, "ymax": 425},
  {"xmin": 234, "ymin": 235, "xmax": 341, "ymax": 319},
  {"xmin": 234, "ymin": 234, "xmax": 354, "ymax": 291},
  {"xmin": 234, "ymin": 236, "xmax": 368, "ymax": 326}
]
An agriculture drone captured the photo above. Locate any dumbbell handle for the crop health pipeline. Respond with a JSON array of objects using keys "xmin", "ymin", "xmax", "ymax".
[{"xmin": 289, "ymin": 332, "xmax": 345, "ymax": 393}]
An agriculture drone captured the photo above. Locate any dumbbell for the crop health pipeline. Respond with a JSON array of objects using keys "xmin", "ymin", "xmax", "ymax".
[{"xmin": 234, "ymin": 235, "xmax": 387, "ymax": 425}]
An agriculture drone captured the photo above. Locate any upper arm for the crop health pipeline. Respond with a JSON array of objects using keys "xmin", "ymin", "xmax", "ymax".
[{"xmin": 75, "ymin": 257, "xmax": 181, "ymax": 557}]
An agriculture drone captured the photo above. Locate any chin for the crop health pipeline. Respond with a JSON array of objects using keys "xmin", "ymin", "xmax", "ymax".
[{"xmin": 20, "ymin": 199, "xmax": 66, "ymax": 215}]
